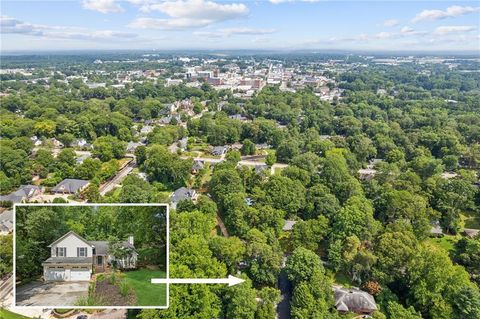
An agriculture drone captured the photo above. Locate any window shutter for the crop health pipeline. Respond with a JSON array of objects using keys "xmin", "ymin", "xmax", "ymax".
[
  {"xmin": 77, "ymin": 247, "xmax": 79, "ymax": 257},
  {"xmin": 55, "ymin": 247, "xmax": 58, "ymax": 257}
]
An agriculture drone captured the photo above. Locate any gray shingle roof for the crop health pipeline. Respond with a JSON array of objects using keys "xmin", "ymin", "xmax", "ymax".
[
  {"xmin": 211, "ymin": 146, "xmax": 227, "ymax": 156},
  {"xmin": 0, "ymin": 185, "xmax": 40, "ymax": 203},
  {"xmin": 171, "ymin": 187, "xmax": 196, "ymax": 203},
  {"xmin": 334, "ymin": 287, "xmax": 377, "ymax": 313},
  {"xmin": 51, "ymin": 179, "xmax": 89, "ymax": 193},
  {"xmin": 43, "ymin": 257, "xmax": 92, "ymax": 265},
  {"xmin": 192, "ymin": 160, "xmax": 204, "ymax": 171},
  {"xmin": 90, "ymin": 241, "xmax": 109, "ymax": 255}
]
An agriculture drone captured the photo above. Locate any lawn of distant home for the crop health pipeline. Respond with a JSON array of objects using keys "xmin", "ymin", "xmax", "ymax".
[
  {"xmin": 124, "ymin": 269, "xmax": 167, "ymax": 306},
  {"xmin": 0, "ymin": 309, "xmax": 31, "ymax": 319}
]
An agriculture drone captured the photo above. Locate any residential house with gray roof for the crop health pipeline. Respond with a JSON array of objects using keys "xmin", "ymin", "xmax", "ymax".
[{"xmin": 51, "ymin": 179, "xmax": 89, "ymax": 194}]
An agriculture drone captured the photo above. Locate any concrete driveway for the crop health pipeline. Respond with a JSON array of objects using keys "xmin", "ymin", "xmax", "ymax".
[{"xmin": 16, "ymin": 281, "xmax": 89, "ymax": 306}]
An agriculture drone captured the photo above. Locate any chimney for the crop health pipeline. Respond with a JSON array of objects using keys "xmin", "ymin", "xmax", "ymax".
[{"xmin": 128, "ymin": 235, "xmax": 134, "ymax": 246}]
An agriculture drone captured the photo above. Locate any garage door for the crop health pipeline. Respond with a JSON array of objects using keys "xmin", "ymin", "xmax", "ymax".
[
  {"xmin": 46, "ymin": 268, "xmax": 66, "ymax": 281},
  {"xmin": 70, "ymin": 267, "xmax": 90, "ymax": 281}
]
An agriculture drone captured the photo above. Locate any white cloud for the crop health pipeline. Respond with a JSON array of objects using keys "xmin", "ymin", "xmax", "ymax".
[
  {"xmin": 194, "ymin": 27, "xmax": 276, "ymax": 38},
  {"xmin": 399, "ymin": 26, "xmax": 427, "ymax": 36},
  {"xmin": 0, "ymin": 15, "xmax": 137, "ymax": 41},
  {"xmin": 143, "ymin": 0, "xmax": 246, "ymax": 19},
  {"xmin": 129, "ymin": 0, "xmax": 249, "ymax": 30},
  {"xmin": 82, "ymin": 0, "xmax": 124, "ymax": 14},
  {"xmin": 129, "ymin": 17, "xmax": 212, "ymax": 29},
  {"xmin": 221, "ymin": 27, "xmax": 276, "ymax": 35},
  {"xmin": 375, "ymin": 32, "xmax": 394, "ymax": 39},
  {"xmin": 383, "ymin": 19, "xmax": 399, "ymax": 27},
  {"xmin": 400, "ymin": 26, "xmax": 414, "ymax": 33},
  {"xmin": 412, "ymin": 5, "xmax": 480, "ymax": 23},
  {"xmin": 269, "ymin": 0, "xmax": 320, "ymax": 4},
  {"xmin": 433, "ymin": 25, "xmax": 477, "ymax": 35}
]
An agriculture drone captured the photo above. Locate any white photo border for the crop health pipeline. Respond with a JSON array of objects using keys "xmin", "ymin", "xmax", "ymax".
[{"xmin": 13, "ymin": 202, "xmax": 170, "ymax": 310}]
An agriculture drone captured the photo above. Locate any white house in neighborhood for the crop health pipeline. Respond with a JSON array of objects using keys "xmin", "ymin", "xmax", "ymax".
[{"xmin": 42, "ymin": 231, "xmax": 137, "ymax": 282}]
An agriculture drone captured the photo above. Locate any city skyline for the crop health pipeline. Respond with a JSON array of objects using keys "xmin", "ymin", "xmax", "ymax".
[{"xmin": 1, "ymin": 0, "xmax": 480, "ymax": 52}]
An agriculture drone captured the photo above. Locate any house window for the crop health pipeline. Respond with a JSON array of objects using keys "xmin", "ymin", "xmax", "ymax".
[
  {"xmin": 56, "ymin": 247, "xmax": 66, "ymax": 257},
  {"xmin": 77, "ymin": 247, "xmax": 88, "ymax": 257}
]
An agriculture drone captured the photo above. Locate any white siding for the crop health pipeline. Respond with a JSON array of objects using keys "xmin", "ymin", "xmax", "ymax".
[{"xmin": 51, "ymin": 233, "xmax": 93, "ymax": 258}]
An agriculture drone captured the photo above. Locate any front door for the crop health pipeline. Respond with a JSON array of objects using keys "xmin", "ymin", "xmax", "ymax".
[{"xmin": 97, "ymin": 255, "xmax": 103, "ymax": 266}]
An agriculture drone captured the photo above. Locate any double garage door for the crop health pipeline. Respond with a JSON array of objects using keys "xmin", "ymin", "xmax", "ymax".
[{"xmin": 46, "ymin": 266, "xmax": 91, "ymax": 281}]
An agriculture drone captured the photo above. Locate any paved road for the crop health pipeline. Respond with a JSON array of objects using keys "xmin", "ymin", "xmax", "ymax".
[
  {"xmin": 99, "ymin": 160, "xmax": 136, "ymax": 196},
  {"xmin": 277, "ymin": 256, "xmax": 292, "ymax": 319},
  {"xmin": 216, "ymin": 214, "xmax": 229, "ymax": 237}
]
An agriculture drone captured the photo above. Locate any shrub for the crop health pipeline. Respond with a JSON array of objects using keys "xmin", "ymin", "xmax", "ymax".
[
  {"xmin": 109, "ymin": 271, "xmax": 116, "ymax": 285},
  {"xmin": 119, "ymin": 279, "xmax": 130, "ymax": 297}
]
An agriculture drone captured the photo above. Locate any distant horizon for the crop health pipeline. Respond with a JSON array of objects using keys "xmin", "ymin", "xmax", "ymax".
[{"xmin": 2, "ymin": 48, "xmax": 480, "ymax": 57}]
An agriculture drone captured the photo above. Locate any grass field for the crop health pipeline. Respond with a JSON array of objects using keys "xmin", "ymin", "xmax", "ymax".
[
  {"xmin": 428, "ymin": 235, "xmax": 459, "ymax": 253},
  {"xmin": 0, "ymin": 309, "xmax": 31, "ymax": 319},
  {"xmin": 124, "ymin": 269, "xmax": 167, "ymax": 306}
]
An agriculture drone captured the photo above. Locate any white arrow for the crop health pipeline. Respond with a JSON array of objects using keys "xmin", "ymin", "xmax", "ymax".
[{"xmin": 151, "ymin": 275, "xmax": 245, "ymax": 287}]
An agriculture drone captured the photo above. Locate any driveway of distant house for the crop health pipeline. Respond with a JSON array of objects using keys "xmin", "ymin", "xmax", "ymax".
[{"xmin": 16, "ymin": 281, "xmax": 89, "ymax": 306}]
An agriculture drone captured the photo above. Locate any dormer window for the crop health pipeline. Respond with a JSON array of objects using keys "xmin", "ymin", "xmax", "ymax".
[
  {"xmin": 77, "ymin": 247, "xmax": 87, "ymax": 257},
  {"xmin": 56, "ymin": 247, "xmax": 66, "ymax": 257}
]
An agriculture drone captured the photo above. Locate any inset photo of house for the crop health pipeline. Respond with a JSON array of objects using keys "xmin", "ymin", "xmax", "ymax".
[{"xmin": 13, "ymin": 204, "xmax": 168, "ymax": 308}]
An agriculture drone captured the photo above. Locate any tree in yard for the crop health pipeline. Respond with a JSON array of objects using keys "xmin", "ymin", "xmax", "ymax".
[
  {"xmin": 385, "ymin": 301, "xmax": 423, "ymax": 319},
  {"xmin": 225, "ymin": 150, "xmax": 241, "ymax": 163},
  {"xmin": 143, "ymin": 145, "xmax": 192, "ymax": 189},
  {"xmin": 265, "ymin": 152, "xmax": 276, "ymax": 166},
  {"xmin": 406, "ymin": 244, "xmax": 480, "ymax": 319},
  {"xmin": 256, "ymin": 287, "xmax": 281, "ymax": 319},
  {"xmin": 262, "ymin": 175, "xmax": 306, "ymax": 215},
  {"xmin": 208, "ymin": 236, "xmax": 245, "ymax": 273},
  {"xmin": 58, "ymin": 133, "xmax": 75, "ymax": 147},
  {"xmin": 304, "ymin": 183, "xmax": 340, "ymax": 220},
  {"xmin": 0, "ymin": 234, "xmax": 13, "ymax": 276},
  {"xmin": 84, "ymin": 182, "xmax": 101, "ymax": 203},
  {"xmin": 321, "ymin": 149, "xmax": 363, "ymax": 203},
  {"xmin": 93, "ymin": 135, "xmax": 127, "ymax": 162},
  {"xmin": 276, "ymin": 140, "xmax": 300, "ymax": 163},
  {"xmin": 135, "ymin": 145, "xmax": 147, "ymax": 166},
  {"xmin": 453, "ymin": 237, "xmax": 480, "ymax": 285},
  {"xmin": 245, "ymin": 229, "xmax": 282, "ymax": 286},
  {"xmin": 373, "ymin": 228, "xmax": 417, "ymax": 284},
  {"xmin": 57, "ymin": 148, "xmax": 77, "ymax": 167},
  {"xmin": 290, "ymin": 216, "xmax": 329, "ymax": 252},
  {"xmin": 376, "ymin": 189, "xmax": 430, "ymax": 238},
  {"xmin": 241, "ymin": 139, "xmax": 256, "ymax": 156},
  {"xmin": 286, "ymin": 248, "xmax": 335, "ymax": 319},
  {"xmin": 209, "ymin": 168, "xmax": 244, "ymax": 207},
  {"xmin": 331, "ymin": 195, "xmax": 380, "ymax": 242},
  {"xmin": 75, "ymin": 158, "xmax": 102, "ymax": 180},
  {"xmin": 224, "ymin": 277, "xmax": 258, "ymax": 319},
  {"xmin": 285, "ymin": 247, "xmax": 324, "ymax": 285}
]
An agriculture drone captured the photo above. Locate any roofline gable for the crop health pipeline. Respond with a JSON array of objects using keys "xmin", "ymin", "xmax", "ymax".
[{"xmin": 47, "ymin": 230, "xmax": 93, "ymax": 248}]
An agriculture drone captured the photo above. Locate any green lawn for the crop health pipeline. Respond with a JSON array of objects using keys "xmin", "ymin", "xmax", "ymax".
[
  {"xmin": 428, "ymin": 235, "xmax": 459, "ymax": 253},
  {"xmin": 0, "ymin": 309, "xmax": 31, "ymax": 319},
  {"xmin": 464, "ymin": 217, "xmax": 480, "ymax": 229},
  {"xmin": 124, "ymin": 269, "xmax": 167, "ymax": 306}
]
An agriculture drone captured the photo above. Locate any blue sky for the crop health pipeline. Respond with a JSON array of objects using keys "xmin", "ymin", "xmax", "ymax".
[{"xmin": 1, "ymin": 0, "xmax": 479, "ymax": 51}]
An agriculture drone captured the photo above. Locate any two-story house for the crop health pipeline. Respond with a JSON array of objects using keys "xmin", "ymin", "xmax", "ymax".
[{"xmin": 42, "ymin": 231, "xmax": 137, "ymax": 282}]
